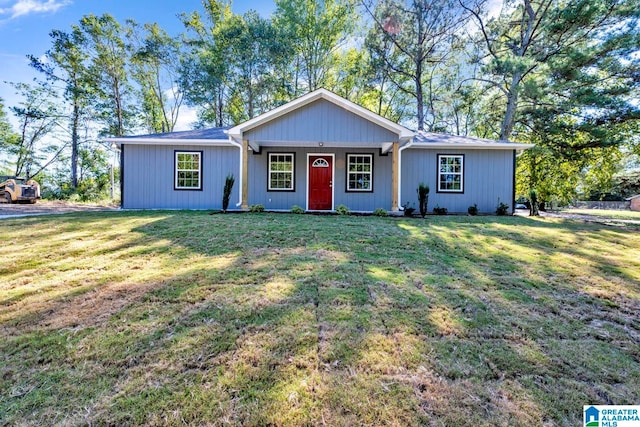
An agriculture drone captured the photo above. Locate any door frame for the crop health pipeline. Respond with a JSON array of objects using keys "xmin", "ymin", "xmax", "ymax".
[{"xmin": 306, "ymin": 153, "xmax": 335, "ymax": 211}]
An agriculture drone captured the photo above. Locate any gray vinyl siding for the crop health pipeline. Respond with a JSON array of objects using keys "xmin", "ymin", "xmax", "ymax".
[
  {"xmin": 248, "ymin": 147, "xmax": 393, "ymax": 211},
  {"xmin": 122, "ymin": 144, "xmax": 240, "ymax": 209},
  {"xmin": 245, "ymin": 99, "xmax": 398, "ymax": 143},
  {"xmin": 401, "ymin": 148, "xmax": 514, "ymax": 213}
]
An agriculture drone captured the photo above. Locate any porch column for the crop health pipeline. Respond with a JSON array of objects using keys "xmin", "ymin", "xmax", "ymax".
[
  {"xmin": 391, "ymin": 141, "xmax": 399, "ymax": 212},
  {"xmin": 241, "ymin": 139, "xmax": 249, "ymax": 210}
]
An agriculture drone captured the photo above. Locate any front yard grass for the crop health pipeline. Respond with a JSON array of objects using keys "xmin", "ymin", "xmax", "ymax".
[{"xmin": 1, "ymin": 211, "xmax": 639, "ymax": 426}]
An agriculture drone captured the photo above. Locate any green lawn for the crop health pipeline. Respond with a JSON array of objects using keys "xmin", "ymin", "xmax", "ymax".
[{"xmin": 1, "ymin": 212, "xmax": 639, "ymax": 426}]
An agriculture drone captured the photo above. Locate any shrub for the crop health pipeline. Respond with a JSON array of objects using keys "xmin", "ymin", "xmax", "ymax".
[
  {"xmin": 529, "ymin": 189, "xmax": 539, "ymax": 216},
  {"xmin": 433, "ymin": 205, "xmax": 448, "ymax": 215},
  {"xmin": 402, "ymin": 202, "xmax": 415, "ymax": 217},
  {"xmin": 496, "ymin": 200, "xmax": 510, "ymax": 216},
  {"xmin": 222, "ymin": 173, "xmax": 235, "ymax": 212},
  {"xmin": 290, "ymin": 205, "xmax": 304, "ymax": 214},
  {"xmin": 417, "ymin": 182, "xmax": 430, "ymax": 218},
  {"xmin": 373, "ymin": 208, "xmax": 388, "ymax": 217},
  {"xmin": 249, "ymin": 204, "xmax": 265, "ymax": 212},
  {"xmin": 468, "ymin": 204, "xmax": 478, "ymax": 216},
  {"xmin": 335, "ymin": 204, "xmax": 350, "ymax": 215}
]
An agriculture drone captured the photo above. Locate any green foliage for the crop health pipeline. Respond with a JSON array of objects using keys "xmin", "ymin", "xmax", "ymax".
[
  {"xmin": 290, "ymin": 205, "xmax": 305, "ymax": 214},
  {"xmin": 496, "ymin": 200, "xmax": 510, "ymax": 216},
  {"xmin": 78, "ymin": 13, "xmax": 137, "ymax": 136},
  {"xmin": 372, "ymin": 208, "xmax": 388, "ymax": 217},
  {"xmin": 128, "ymin": 22, "xmax": 184, "ymax": 133},
  {"xmin": 417, "ymin": 182, "xmax": 430, "ymax": 218},
  {"xmin": 222, "ymin": 173, "xmax": 235, "ymax": 212},
  {"xmin": 274, "ymin": 0, "xmax": 355, "ymax": 93},
  {"xmin": 249, "ymin": 204, "xmax": 265, "ymax": 212},
  {"xmin": 5, "ymin": 82, "xmax": 61, "ymax": 178},
  {"xmin": 433, "ymin": 205, "xmax": 448, "ymax": 215},
  {"xmin": 335, "ymin": 204, "xmax": 350, "ymax": 215},
  {"xmin": 467, "ymin": 204, "xmax": 478, "ymax": 216}
]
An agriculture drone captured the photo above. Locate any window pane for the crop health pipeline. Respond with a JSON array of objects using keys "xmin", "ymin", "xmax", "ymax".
[
  {"xmin": 269, "ymin": 154, "xmax": 294, "ymax": 190},
  {"xmin": 438, "ymin": 155, "xmax": 463, "ymax": 192},
  {"xmin": 347, "ymin": 155, "xmax": 372, "ymax": 191}
]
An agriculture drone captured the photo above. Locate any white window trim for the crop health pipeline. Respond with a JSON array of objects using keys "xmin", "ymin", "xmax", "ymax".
[
  {"xmin": 268, "ymin": 152, "xmax": 295, "ymax": 191},
  {"xmin": 437, "ymin": 154, "xmax": 464, "ymax": 193},
  {"xmin": 175, "ymin": 151, "xmax": 202, "ymax": 190},
  {"xmin": 346, "ymin": 154, "xmax": 373, "ymax": 192}
]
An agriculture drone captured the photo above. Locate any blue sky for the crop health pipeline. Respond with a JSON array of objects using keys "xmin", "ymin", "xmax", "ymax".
[{"xmin": 0, "ymin": 0, "xmax": 276, "ymax": 117}]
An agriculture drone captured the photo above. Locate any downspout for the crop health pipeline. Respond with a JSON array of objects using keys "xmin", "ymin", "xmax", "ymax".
[
  {"xmin": 120, "ymin": 144, "xmax": 124, "ymax": 209},
  {"xmin": 512, "ymin": 149, "xmax": 516, "ymax": 215},
  {"xmin": 398, "ymin": 139, "xmax": 414, "ymax": 210},
  {"xmin": 228, "ymin": 138, "xmax": 243, "ymax": 208}
]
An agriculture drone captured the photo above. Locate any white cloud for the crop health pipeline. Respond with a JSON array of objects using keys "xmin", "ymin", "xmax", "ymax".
[
  {"xmin": 173, "ymin": 104, "xmax": 198, "ymax": 132},
  {"xmin": 0, "ymin": 0, "xmax": 70, "ymax": 19}
]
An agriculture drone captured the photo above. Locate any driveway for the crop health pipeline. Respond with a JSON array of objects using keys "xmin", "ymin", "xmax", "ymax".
[{"xmin": 0, "ymin": 200, "xmax": 118, "ymax": 219}]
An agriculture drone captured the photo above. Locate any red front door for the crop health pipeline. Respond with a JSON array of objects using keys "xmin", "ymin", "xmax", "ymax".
[{"xmin": 308, "ymin": 155, "xmax": 333, "ymax": 210}]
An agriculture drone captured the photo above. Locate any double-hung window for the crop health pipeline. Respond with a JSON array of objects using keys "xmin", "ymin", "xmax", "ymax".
[
  {"xmin": 346, "ymin": 154, "xmax": 373, "ymax": 192},
  {"xmin": 268, "ymin": 153, "xmax": 295, "ymax": 191},
  {"xmin": 437, "ymin": 154, "xmax": 464, "ymax": 193},
  {"xmin": 175, "ymin": 151, "xmax": 202, "ymax": 190}
]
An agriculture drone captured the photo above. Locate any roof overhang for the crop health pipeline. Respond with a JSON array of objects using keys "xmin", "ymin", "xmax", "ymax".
[
  {"xmin": 228, "ymin": 89, "xmax": 414, "ymax": 152},
  {"xmin": 108, "ymin": 137, "xmax": 232, "ymax": 147},
  {"xmin": 410, "ymin": 142, "xmax": 535, "ymax": 151},
  {"xmin": 411, "ymin": 131, "xmax": 535, "ymax": 151}
]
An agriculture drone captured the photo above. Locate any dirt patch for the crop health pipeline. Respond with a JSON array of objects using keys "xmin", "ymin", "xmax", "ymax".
[
  {"xmin": 540, "ymin": 210, "xmax": 640, "ymax": 227},
  {"xmin": 0, "ymin": 200, "xmax": 117, "ymax": 218}
]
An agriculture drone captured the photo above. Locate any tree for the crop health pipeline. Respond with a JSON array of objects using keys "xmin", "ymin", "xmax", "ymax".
[
  {"xmin": 464, "ymin": 0, "xmax": 640, "ymax": 141},
  {"xmin": 5, "ymin": 82, "xmax": 61, "ymax": 178},
  {"xmin": 180, "ymin": 0, "xmax": 234, "ymax": 127},
  {"xmin": 0, "ymin": 97, "xmax": 20, "ymax": 163},
  {"xmin": 128, "ymin": 21, "xmax": 184, "ymax": 133},
  {"xmin": 79, "ymin": 13, "xmax": 137, "ymax": 136},
  {"xmin": 362, "ymin": 0, "xmax": 479, "ymax": 130},
  {"xmin": 274, "ymin": 0, "xmax": 356, "ymax": 94},
  {"xmin": 29, "ymin": 28, "xmax": 91, "ymax": 188}
]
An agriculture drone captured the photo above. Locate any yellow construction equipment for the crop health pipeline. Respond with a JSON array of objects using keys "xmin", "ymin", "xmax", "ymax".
[{"xmin": 0, "ymin": 176, "xmax": 41, "ymax": 204}]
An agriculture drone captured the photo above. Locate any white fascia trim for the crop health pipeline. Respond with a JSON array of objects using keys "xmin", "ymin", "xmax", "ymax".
[
  {"xmin": 409, "ymin": 143, "xmax": 535, "ymax": 151},
  {"xmin": 109, "ymin": 138, "xmax": 232, "ymax": 147},
  {"xmin": 228, "ymin": 89, "xmax": 414, "ymax": 142}
]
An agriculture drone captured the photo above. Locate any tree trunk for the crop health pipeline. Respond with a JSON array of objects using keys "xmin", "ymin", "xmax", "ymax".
[
  {"xmin": 415, "ymin": 60, "xmax": 424, "ymax": 131},
  {"xmin": 71, "ymin": 99, "xmax": 80, "ymax": 188},
  {"xmin": 500, "ymin": 72, "xmax": 521, "ymax": 140}
]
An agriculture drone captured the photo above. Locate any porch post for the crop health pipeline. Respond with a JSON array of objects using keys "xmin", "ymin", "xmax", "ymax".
[
  {"xmin": 391, "ymin": 141, "xmax": 399, "ymax": 212},
  {"xmin": 241, "ymin": 139, "xmax": 249, "ymax": 210}
]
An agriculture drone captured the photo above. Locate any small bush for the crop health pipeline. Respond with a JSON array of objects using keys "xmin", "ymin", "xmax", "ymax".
[
  {"xmin": 373, "ymin": 208, "xmax": 388, "ymax": 217},
  {"xmin": 468, "ymin": 204, "xmax": 478, "ymax": 216},
  {"xmin": 496, "ymin": 200, "xmax": 510, "ymax": 216},
  {"xmin": 433, "ymin": 205, "xmax": 448, "ymax": 215},
  {"xmin": 417, "ymin": 182, "xmax": 430, "ymax": 218},
  {"xmin": 222, "ymin": 174, "xmax": 235, "ymax": 212},
  {"xmin": 290, "ymin": 205, "xmax": 304, "ymax": 214},
  {"xmin": 402, "ymin": 202, "xmax": 415, "ymax": 217},
  {"xmin": 335, "ymin": 204, "xmax": 350, "ymax": 215},
  {"xmin": 249, "ymin": 204, "xmax": 265, "ymax": 212}
]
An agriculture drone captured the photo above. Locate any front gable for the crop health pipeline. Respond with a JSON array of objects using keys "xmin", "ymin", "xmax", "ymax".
[
  {"xmin": 244, "ymin": 98, "xmax": 400, "ymax": 144},
  {"xmin": 228, "ymin": 89, "xmax": 413, "ymax": 153}
]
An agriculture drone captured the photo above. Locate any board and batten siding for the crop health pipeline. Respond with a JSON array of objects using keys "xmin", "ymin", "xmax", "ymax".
[
  {"xmin": 122, "ymin": 144, "xmax": 239, "ymax": 209},
  {"xmin": 401, "ymin": 148, "xmax": 515, "ymax": 213},
  {"xmin": 248, "ymin": 147, "xmax": 393, "ymax": 211},
  {"xmin": 244, "ymin": 99, "xmax": 398, "ymax": 143}
]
